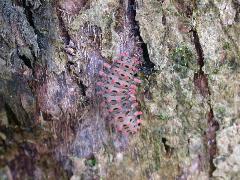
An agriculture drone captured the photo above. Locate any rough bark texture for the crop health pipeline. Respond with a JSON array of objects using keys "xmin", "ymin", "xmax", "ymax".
[{"xmin": 0, "ymin": 0, "xmax": 239, "ymax": 179}]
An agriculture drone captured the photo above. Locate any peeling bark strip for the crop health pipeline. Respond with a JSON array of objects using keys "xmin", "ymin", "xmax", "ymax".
[
  {"xmin": 97, "ymin": 53, "xmax": 142, "ymax": 135},
  {"xmin": 56, "ymin": 5, "xmax": 71, "ymax": 45},
  {"xmin": 191, "ymin": 28, "xmax": 219, "ymax": 176}
]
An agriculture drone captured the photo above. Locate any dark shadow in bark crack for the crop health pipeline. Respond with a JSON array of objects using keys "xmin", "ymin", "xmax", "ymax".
[
  {"xmin": 128, "ymin": 0, "xmax": 155, "ymax": 76},
  {"xmin": 191, "ymin": 27, "xmax": 219, "ymax": 177}
]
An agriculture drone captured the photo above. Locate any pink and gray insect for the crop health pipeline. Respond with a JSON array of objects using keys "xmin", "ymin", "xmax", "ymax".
[{"xmin": 96, "ymin": 52, "xmax": 143, "ymax": 135}]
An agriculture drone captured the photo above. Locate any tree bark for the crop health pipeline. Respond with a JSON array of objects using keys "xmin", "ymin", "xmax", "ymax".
[{"xmin": 0, "ymin": 0, "xmax": 240, "ymax": 179}]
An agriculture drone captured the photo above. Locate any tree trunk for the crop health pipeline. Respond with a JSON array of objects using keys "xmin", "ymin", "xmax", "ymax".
[{"xmin": 0, "ymin": 0, "xmax": 239, "ymax": 179}]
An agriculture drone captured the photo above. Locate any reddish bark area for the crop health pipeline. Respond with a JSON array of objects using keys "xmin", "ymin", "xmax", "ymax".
[
  {"xmin": 59, "ymin": 0, "xmax": 90, "ymax": 15},
  {"xmin": 193, "ymin": 70, "xmax": 210, "ymax": 97}
]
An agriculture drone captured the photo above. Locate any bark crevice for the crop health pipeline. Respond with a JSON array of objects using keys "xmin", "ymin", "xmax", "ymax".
[
  {"xmin": 191, "ymin": 28, "xmax": 219, "ymax": 177},
  {"xmin": 128, "ymin": 0, "xmax": 155, "ymax": 75}
]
